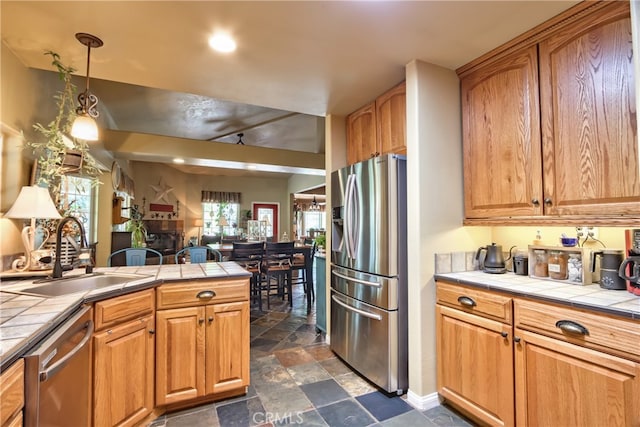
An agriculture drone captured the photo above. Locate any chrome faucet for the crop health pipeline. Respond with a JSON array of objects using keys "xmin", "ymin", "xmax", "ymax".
[{"xmin": 52, "ymin": 216, "xmax": 93, "ymax": 278}]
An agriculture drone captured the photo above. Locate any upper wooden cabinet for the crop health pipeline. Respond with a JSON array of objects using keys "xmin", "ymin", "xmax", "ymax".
[
  {"xmin": 347, "ymin": 81, "xmax": 406, "ymax": 165},
  {"xmin": 459, "ymin": 1, "xmax": 639, "ymax": 224},
  {"xmin": 461, "ymin": 46, "xmax": 542, "ymax": 218}
]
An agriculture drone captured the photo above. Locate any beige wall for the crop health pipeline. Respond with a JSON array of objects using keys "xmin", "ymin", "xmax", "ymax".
[
  {"xmin": 0, "ymin": 46, "xmax": 39, "ymax": 261},
  {"xmin": 406, "ymin": 60, "xmax": 491, "ymax": 400}
]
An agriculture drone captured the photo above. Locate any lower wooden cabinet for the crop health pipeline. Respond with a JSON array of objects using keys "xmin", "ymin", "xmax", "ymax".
[
  {"xmin": 93, "ymin": 289, "xmax": 155, "ymax": 427},
  {"xmin": 514, "ymin": 328, "xmax": 640, "ymax": 427},
  {"xmin": 155, "ymin": 279, "xmax": 250, "ymax": 406},
  {"xmin": 513, "ymin": 299, "xmax": 640, "ymax": 427},
  {"xmin": 0, "ymin": 358, "xmax": 24, "ymax": 427},
  {"xmin": 436, "ymin": 280, "xmax": 640, "ymax": 427},
  {"xmin": 436, "ymin": 282, "xmax": 514, "ymax": 427}
]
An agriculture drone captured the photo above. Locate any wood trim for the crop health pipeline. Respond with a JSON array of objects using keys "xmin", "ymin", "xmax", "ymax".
[
  {"xmin": 0, "ymin": 359, "xmax": 24, "ymax": 426},
  {"xmin": 463, "ymin": 216, "xmax": 640, "ymax": 227},
  {"xmin": 457, "ymin": 0, "xmax": 611, "ymax": 77}
]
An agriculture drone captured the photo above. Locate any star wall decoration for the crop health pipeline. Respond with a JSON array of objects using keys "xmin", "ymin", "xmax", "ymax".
[{"xmin": 150, "ymin": 177, "xmax": 174, "ymax": 203}]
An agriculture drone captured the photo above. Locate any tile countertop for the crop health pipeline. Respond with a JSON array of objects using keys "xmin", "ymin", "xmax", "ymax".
[
  {"xmin": 435, "ymin": 271, "xmax": 640, "ymax": 320},
  {"xmin": 0, "ymin": 262, "xmax": 252, "ymax": 371}
]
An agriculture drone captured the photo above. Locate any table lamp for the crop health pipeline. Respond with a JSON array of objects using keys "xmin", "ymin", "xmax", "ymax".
[
  {"xmin": 193, "ymin": 219, "xmax": 203, "ymax": 242},
  {"xmin": 218, "ymin": 217, "xmax": 229, "ymax": 237},
  {"xmin": 4, "ymin": 186, "xmax": 62, "ymax": 271}
]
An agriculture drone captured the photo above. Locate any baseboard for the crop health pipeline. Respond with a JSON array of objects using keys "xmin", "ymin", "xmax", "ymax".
[{"xmin": 405, "ymin": 390, "xmax": 441, "ymax": 411}]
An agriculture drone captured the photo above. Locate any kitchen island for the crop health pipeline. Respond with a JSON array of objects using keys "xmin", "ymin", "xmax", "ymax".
[{"xmin": 0, "ymin": 262, "xmax": 252, "ymax": 427}]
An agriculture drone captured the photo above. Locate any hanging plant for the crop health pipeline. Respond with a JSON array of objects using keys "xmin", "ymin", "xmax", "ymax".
[{"xmin": 24, "ymin": 51, "xmax": 102, "ymax": 232}]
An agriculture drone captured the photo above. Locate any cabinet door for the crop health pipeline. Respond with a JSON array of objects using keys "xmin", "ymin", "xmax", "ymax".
[
  {"xmin": 93, "ymin": 316, "xmax": 155, "ymax": 427},
  {"xmin": 539, "ymin": 2, "xmax": 639, "ymax": 216},
  {"xmin": 347, "ymin": 102, "xmax": 377, "ymax": 165},
  {"xmin": 156, "ymin": 306, "xmax": 205, "ymax": 405},
  {"xmin": 205, "ymin": 301, "xmax": 250, "ymax": 395},
  {"xmin": 515, "ymin": 328, "xmax": 640, "ymax": 427},
  {"xmin": 376, "ymin": 82, "xmax": 406, "ymax": 156},
  {"xmin": 461, "ymin": 46, "xmax": 543, "ymax": 218},
  {"xmin": 436, "ymin": 305, "xmax": 514, "ymax": 427}
]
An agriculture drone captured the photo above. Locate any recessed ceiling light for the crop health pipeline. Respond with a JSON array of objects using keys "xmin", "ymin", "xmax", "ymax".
[
  {"xmin": 208, "ymin": 33, "xmax": 236, "ymax": 53},
  {"xmin": 173, "ymin": 158, "xmax": 185, "ymax": 164}
]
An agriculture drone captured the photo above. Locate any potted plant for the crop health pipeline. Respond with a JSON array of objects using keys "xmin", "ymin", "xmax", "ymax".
[
  {"xmin": 314, "ymin": 234, "xmax": 326, "ymax": 251},
  {"xmin": 126, "ymin": 205, "xmax": 147, "ymax": 248},
  {"xmin": 25, "ymin": 51, "xmax": 102, "ymax": 232}
]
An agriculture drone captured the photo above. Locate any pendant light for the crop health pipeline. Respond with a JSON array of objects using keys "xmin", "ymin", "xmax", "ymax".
[{"xmin": 70, "ymin": 33, "xmax": 103, "ymax": 141}]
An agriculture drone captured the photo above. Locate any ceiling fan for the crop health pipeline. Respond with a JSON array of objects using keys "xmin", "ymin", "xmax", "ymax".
[{"xmin": 236, "ymin": 133, "xmax": 245, "ymax": 145}]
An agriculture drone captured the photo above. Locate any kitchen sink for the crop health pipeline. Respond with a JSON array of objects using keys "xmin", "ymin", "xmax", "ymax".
[{"xmin": 13, "ymin": 273, "xmax": 154, "ymax": 297}]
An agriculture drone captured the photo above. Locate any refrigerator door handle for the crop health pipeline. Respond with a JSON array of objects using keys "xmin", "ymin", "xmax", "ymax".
[
  {"xmin": 332, "ymin": 269, "xmax": 382, "ymax": 288},
  {"xmin": 351, "ymin": 174, "xmax": 360, "ymax": 257},
  {"xmin": 332, "ymin": 294, "xmax": 382, "ymax": 321},
  {"xmin": 344, "ymin": 174, "xmax": 356, "ymax": 259}
]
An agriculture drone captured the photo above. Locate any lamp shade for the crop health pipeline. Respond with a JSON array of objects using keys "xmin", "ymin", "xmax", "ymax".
[
  {"xmin": 193, "ymin": 219, "xmax": 203, "ymax": 227},
  {"xmin": 71, "ymin": 114, "xmax": 99, "ymax": 141},
  {"xmin": 261, "ymin": 215, "xmax": 271, "ymax": 226},
  {"xmin": 5, "ymin": 186, "xmax": 61, "ymax": 219},
  {"xmin": 218, "ymin": 217, "xmax": 229, "ymax": 227}
]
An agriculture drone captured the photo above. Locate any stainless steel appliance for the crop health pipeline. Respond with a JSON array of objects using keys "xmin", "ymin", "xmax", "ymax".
[
  {"xmin": 330, "ymin": 154, "xmax": 407, "ymax": 394},
  {"xmin": 475, "ymin": 243, "xmax": 515, "ymax": 274},
  {"xmin": 24, "ymin": 305, "xmax": 93, "ymax": 427},
  {"xmin": 620, "ymin": 229, "xmax": 640, "ymax": 296}
]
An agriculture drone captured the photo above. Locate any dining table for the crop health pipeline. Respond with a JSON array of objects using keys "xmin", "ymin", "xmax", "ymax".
[{"xmin": 208, "ymin": 241, "xmax": 315, "ymax": 314}]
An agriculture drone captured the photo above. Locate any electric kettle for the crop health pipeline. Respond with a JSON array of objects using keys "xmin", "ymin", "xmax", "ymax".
[{"xmin": 476, "ymin": 243, "xmax": 515, "ymax": 274}]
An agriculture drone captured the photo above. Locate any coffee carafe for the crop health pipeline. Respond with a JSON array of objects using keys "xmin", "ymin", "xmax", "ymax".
[
  {"xmin": 592, "ymin": 249, "xmax": 626, "ymax": 290},
  {"xmin": 476, "ymin": 243, "xmax": 515, "ymax": 274}
]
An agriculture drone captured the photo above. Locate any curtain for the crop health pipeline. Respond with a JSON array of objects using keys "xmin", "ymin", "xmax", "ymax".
[{"xmin": 201, "ymin": 191, "xmax": 241, "ymax": 203}]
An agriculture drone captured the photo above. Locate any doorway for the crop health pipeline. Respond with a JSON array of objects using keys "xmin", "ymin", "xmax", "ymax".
[{"xmin": 252, "ymin": 203, "xmax": 278, "ymax": 241}]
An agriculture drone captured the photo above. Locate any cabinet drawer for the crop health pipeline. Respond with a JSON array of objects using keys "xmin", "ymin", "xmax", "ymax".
[
  {"xmin": 94, "ymin": 289, "xmax": 155, "ymax": 331},
  {"xmin": 0, "ymin": 358, "xmax": 24, "ymax": 426},
  {"xmin": 436, "ymin": 281, "xmax": 512, "ymax": 323},
  {"xmin": 515, "ymin": 298, "xmax": 640, "ymax": 362},
  {"xmin": 157, "ymin": 279, "xmax": 249, "ymax": 309}
]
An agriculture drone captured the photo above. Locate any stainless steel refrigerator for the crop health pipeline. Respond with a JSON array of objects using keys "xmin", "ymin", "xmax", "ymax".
[{"xmin": 330, "ymin": 153, "xmax": 407, "ymax": 394}]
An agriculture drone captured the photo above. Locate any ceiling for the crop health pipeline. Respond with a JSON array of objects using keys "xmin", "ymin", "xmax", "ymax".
[{"xmin": 1, "ymin": 1, "xmax": 579, "ymax": 177}]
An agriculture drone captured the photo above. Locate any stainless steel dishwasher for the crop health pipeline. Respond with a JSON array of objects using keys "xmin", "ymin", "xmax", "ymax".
[{"xmin": 24, "ymin": 305, "xmax": 93, "ymax": 427}]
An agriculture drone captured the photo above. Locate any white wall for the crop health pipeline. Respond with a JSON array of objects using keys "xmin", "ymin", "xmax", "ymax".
[{"xmin": 405, "ymin": 60, "xmax": 491, "ymax": 403}]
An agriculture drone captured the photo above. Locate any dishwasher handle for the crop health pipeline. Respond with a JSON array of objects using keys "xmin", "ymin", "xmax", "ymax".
[{"xmin": 39, "ymin": 319, "xmax": 94, "ymax": 382}]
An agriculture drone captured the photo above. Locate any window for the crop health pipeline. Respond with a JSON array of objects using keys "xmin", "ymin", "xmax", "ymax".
[
  {"xmin": 202, "ymin": 202, "xmax": 239, "ymax": 236},
  {"xmin": 303, "ymin": 211, "xmax": 325, "ymax": 235},
  {"xmin": 59, "ymin": 175, "xmax": 97, "ymax": 241}
]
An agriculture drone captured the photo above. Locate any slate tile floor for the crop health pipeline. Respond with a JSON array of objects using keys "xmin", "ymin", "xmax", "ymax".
[{"xmin": 150, "ymin": 281, "xmax": 473, "ymax": 427}]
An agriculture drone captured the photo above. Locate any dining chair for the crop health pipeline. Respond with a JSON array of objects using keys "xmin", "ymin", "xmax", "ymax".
[
  {"xmin": 262, "ymin": 241, "xmax": 295, "ymax": 309},
  {"xmin": 174, "ymin": 245, "xmax": 222, "ymax": 264},
  {"xmin": 291, "ymin": 241, "xmax": 316, "ymax": 301},
  {"xmin": 107, "ymin": 247, "xmax": 163, "ymax": 266},
  {"xmin": 230, "ymin": 242, "xmax": 265, "ymax": 310}
]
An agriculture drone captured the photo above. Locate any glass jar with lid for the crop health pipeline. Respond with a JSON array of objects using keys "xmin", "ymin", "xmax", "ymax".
[
  {"xmin": 548, "ymin": 250, "xmax": 568, "ymax": 280},
  {"xmin": 533, "ymin": 250, "xmax": 548, "ymax": 277}
]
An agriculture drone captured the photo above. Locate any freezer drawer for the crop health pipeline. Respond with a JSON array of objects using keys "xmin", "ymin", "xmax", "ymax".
[
  {"xmin": 331, "ymin": 265, "xmax": 397, "ymax": 310},
  {"xmin": 330, "ymin": 290, "xmax": 405, "ymax": 393}
]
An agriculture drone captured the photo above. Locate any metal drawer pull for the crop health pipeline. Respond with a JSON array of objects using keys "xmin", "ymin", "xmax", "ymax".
[
  {"xmin": 457, "ymin": 296, "xmax": 476, "ymax": 308},
  {"xmin": 331, "ymin": 295, "xmax": 382, "ymax": 321},
  {"xmin": 331, "ymin": 269, "xmax": 382, "ymax": 288},
  {"xmin": 500, "ymin": 331, "xmax": 508, "ymax": 338},
  {"xmin": 208, "ymin": 316, "xmax": 214, "ymax": 323},
  {"xmin": 555, "ymin": 320, "xmax": 589, "ymax": 336},
  {"xmin": 196, "ymin": 290, "xmax": 216, "ymax": 299}
]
